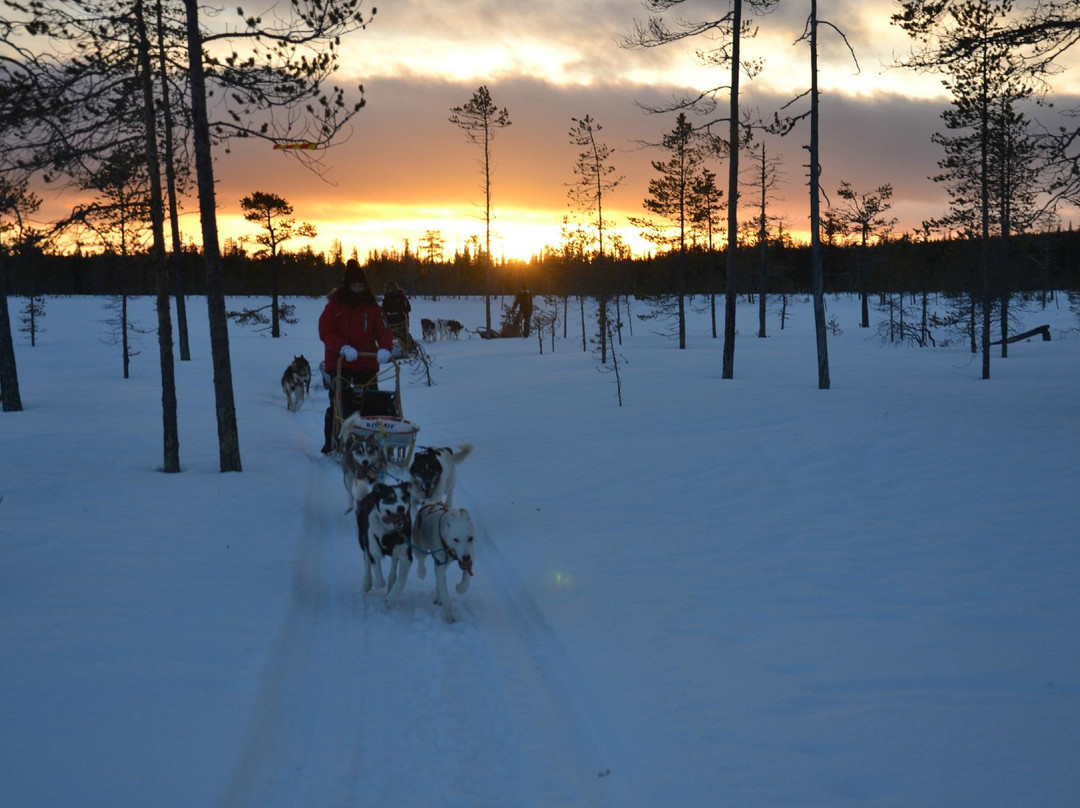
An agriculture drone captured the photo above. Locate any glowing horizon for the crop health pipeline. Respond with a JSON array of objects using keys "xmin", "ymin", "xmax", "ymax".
[{"xmin": 21, "ymin": 0, "xmax": 1080, "ymax": 265}]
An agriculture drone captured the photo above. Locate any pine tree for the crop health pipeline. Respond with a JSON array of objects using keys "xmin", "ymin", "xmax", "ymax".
[{"xmin": 449, "ymin": 86, "xmax": 512, "ymax": 332}]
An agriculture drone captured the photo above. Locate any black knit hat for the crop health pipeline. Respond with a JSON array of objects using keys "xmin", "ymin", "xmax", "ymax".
[{"xmin": 343, "ymin": 260, "xmax": 368, "ymax": 287}]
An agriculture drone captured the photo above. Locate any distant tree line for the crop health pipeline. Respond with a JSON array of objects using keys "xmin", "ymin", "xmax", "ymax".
[{"xmin": 5, "ymin": 227, "xmax": 1079, "ymax": 301}]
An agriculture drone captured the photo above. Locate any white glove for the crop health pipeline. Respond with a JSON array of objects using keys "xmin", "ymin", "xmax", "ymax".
[
  {"xmin": 340, "ymin": 345, "xmax": 358, "ymax": 362},
  {"xmin": 376, "ymin": 348, "xmax": 391, "ymax": 364}
]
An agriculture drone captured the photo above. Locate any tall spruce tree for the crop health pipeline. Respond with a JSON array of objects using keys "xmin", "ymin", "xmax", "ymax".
[
  {"xmin": 630, "ymin": 113, "xmax": 707, "ymax": 349},
  {"xmin": 896, "ymin": 0, "xmax": 1028, "ymax": 379}
]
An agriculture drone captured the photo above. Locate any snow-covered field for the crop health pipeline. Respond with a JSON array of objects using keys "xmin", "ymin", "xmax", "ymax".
[{"xmin": 2, "ymin": 291, "xmax": 1078, "ymax": 808}]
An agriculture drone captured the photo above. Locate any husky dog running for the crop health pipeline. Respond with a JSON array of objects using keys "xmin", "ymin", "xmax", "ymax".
[
  {"xmin": 413, "ymin": 502, "xmax": 476, "ymax": 623},
  {"xmin": 420, "ymin": 318, "xmax": 436, "ymax": 342},
  {"xmin": 409, "ymin": 444, "xmax": 473, "ymax": 507},
  {"xmin": 281, "ymin": 355, "xmax": 312, "ymax": 412},
  {"xmin": 356, "ymin": 472, "xmax": 413, "ymax": 607},
  {"xmin": 340, "ymin": 430, "xmax": 387, "ymax": 513}
]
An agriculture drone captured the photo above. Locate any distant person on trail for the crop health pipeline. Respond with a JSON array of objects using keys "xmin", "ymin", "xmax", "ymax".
[
  {"xmin": 515, "ymin": 286, "xmax": 533, "ymax": 338},
  {"xmin": 382, "ymin": 282, "xmax": 414, "ymax": 352},
  {"xmin": 317, "ymin": 260, "xmax": 394, "ymax": 453}
]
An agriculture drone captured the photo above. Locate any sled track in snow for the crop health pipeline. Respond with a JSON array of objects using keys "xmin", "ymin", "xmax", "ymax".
[
  {"xmin": 457, "ymin": 477, "xmax": 640, "ymax": 808},
  {"xmin": 218, "ymin": 419, "xmax": 636, "ymax": 808},
  {"xmin": 217, "ymin": 449, "xmax": 366, "ymax": 808}
]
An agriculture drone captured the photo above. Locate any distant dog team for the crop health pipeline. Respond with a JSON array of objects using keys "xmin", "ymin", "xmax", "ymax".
[{"xmin": 420, "ymin": 317, "xmax": 463, "ymax": 342}]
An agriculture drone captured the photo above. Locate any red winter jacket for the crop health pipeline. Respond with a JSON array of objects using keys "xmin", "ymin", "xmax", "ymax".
[{"xmin": 318, "ymin": 289, "xmax": 394, "ymax": 374}]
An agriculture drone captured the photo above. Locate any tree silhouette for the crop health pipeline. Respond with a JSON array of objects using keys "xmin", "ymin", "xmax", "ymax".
[
  {"xmin": 567, "ymin": 114, "xmax": 623, "ymax": 363},
  {"xmin": 75, "ymin": 146, "xmax": 153, "ymax": 379},
  {"xmin": 2, "ymin": 0, "xmax": 373, "ymax": 470},
  {"xmin": 622, "ymin": 0, "xmax": 780, "ymax": 378},
  {"xmin": 631, "ymin": 113, "xmax": 708, "ymax": 349},
  {"xmin": 745, "ymin": 138, "xmax": 785, "ymax": 339},
  {"xmin": 895, "ymin": 0, "xmax": 1031, "ymax": 378},
  {"xmin": 240, "ymin": 191, "xmax": 316, "ymax": 338},
  {"xmin": 449, "ymin": 86, "xmax": 512, "ymax": 331},
  {"xmin": 772, "ymin": 1, "xmax": 858, "ymax": 389},
  {"xmin": 833, "ymin": 181, "xmax": 897, "ymax": 328},
  {"xmin": 0, "ymin": 173, "xmax": 38, "ymax": 412},
  {"xmin": 691, "ymin": 165, "xmax": 724, "ymax": 339}
]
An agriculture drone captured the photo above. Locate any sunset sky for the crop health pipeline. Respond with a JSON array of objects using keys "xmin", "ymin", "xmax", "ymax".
[{"xmin": 41, "ymin": 0, "xmax": 1080, "ymax": 262}]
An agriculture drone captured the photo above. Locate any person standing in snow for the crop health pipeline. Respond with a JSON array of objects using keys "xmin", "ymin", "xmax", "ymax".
[
  {"xmin": 515, "ymin": 286, "xmax": 533, "ymax": 338},
  {"xmin": 382, "ymin": 282, "xmax": 414, "ymax": 352},
  {"xmin": 317, "ymin": 260, "xmax": 395, "ymax": 453}
]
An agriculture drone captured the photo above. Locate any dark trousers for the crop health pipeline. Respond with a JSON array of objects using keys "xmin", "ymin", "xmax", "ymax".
[{"xmin": 324, "ymin": 369, "xmax": 378, "ymax": 447}]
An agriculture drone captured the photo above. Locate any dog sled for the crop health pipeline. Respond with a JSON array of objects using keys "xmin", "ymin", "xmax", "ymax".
[
  {"xmin": 475, "ymin": 300, "xmax": 527, "ymax": 339},
  {"xmin": 475, "ymin": 323, "xmax": 521, "ymax": 339},
  {"xmin": 324, "ymin": 353, "xmax": 419, "ymax": 464}
]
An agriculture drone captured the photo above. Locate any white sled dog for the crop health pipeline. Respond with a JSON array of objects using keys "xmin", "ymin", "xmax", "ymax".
[
  {"xmin": 356, "ymin": 472, "xmax": 414, "ymax": 607},
  {"xmin": 413, "ymin": 502, "xmax": 476, "ymax": 622},
  {"xmin": 281, "ymin": 355, "xmax": 311, "ymax": 412},
  {"xmin": 409, "ymin": 443, "xmax": 473, "ymax": 506},
  {"xmin": 340, "ymin": 429, "xmax": 387, "ymax": 514}
]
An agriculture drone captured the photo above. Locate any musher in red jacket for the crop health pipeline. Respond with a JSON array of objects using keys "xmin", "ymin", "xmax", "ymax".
[{"xmin": 317, "ymin": 260, "xmax": 395, "ymax": 453}]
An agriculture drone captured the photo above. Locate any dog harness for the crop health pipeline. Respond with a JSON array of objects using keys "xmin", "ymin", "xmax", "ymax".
[{"xmin": 414, "ymin": 502, "xmax": 471, "ymax": 573}]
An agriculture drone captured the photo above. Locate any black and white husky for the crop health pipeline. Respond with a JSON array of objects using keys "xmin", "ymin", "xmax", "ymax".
[
  {"xmin": 281, "ymin": 355, "xmax": 312, "ymax": 412},
  {"xmin": 356, "ymin": 472, "xmax": 413, "ymax": 606},
  {"xmin": 410, "ymin": 443, "xmax": 473, "ymax": 506},
  {"xmin": 340, "ymin": 428, "xmax": 387, "ymax": 513},
  {"xmin": 413, "ymin": 502, "xmax": 476, "ymax": 623}
]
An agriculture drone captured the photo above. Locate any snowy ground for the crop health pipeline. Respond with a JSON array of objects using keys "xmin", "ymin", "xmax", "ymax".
[{"xmin": 1, "ymin": 291, "xmax": 1078, "ymax": 808}]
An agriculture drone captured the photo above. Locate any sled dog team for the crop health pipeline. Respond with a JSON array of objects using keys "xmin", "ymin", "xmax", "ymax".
[
  {"xmin": 281, "ymin": 353, "xmax": 478, "ymax": 622},
  {"xmin": 340, "ymin": 412, "xmax": 476, "ymax": 623},
  {"xmin": 420, "ymin": 317, "xmax": 463, "ymax": 342}
]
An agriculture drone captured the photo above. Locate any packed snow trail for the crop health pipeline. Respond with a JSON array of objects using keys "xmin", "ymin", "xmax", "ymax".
[{"xmin": 217, "ymin": 431, "xmax": 637, "ymax": 808}]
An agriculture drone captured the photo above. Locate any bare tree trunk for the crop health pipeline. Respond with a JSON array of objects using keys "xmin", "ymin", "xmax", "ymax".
[
  {"xmin": 155, "ymin": 0, "xmax": 190, "ymax": 362},
  {"xmin": 483, "ymin": 135, "xmax": 492, "ymax": 331},
  {"xmin": 678, "ymin": 250, "xmax": 687, "ymax": 350},
  {"xmin": 597, "ymin": 255, "xmax": 610, "ymax": 363},
  {"xmin": 0, "ymin": 250, "xmax": 22, "ymax": 412},
  {"xmin": 183, "ymin": 0, "xmax": 242, "ymax": 471},
  {"xmin": 757, "ymin": 146, "xmax": 768, "ymax": 339},
  {"xmin": 122, "ymin": 292, "xmax": 131, "ymax": 379},
  {"xmin": 135, "ymin": 0, "xmax": 180, "ymax": 472},
  {"xmin": 921, "ymin": 290, "xmax": 929, "ymax": 346},
  {"xmin": 809, "ymin": 0, "xmax": 831, "ymax": 390},
  {"xmin": 272, "ymin": 258, "xmax": 281, "ymax": 338},
  {"xmin": 580, "ymin": 295, "xmax": 587, "ymax": 352},
  {"xmin": 969, "ymin": 295, "xmax": 977, "ymax": 353},
  {"xmin": 721, "ymin": 0, "xmax": 742, "ymax": 378},
  {"xmin": 979, "ymin": 56, "xmax": 991, "ymax": 380},
  {"xmin": 859, "ymin": 245, "xmax": 870, "ymax": 328}
]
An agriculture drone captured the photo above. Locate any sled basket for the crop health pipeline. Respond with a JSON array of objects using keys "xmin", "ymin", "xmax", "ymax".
[
  {"xmin": 342, "ymin": 415, "xmax": 419, "ymax": 447},
  {"xmin": 329, "ymin": 353, "xmax": 416, "ymax": 462},
  {"xmin": 342, "ymin": 414, "xmax": 420, "ymax": 464}
]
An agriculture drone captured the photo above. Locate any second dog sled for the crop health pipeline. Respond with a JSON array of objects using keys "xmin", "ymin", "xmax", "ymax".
[
  {"xmin": 323, "ymin": 353, "xmax": 419, "ymax": 464},
  {"xmin": 475, "ymin": 323, "xmax": 521, "ymax": 339},
  {"xmin": 476, "ymin": 300, "xmax": 527, "ymax": 339}
]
